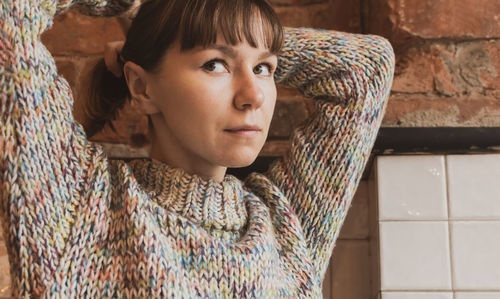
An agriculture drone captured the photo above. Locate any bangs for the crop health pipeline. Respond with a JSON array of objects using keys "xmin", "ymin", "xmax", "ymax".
[{"xmin": 178, "ymin": 0, "xmax": 284, "ymax": 54}]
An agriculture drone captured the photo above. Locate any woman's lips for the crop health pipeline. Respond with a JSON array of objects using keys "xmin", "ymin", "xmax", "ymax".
[{"xmin": 224, "ymin": 125, "xmax": 262, "ymax": 137}]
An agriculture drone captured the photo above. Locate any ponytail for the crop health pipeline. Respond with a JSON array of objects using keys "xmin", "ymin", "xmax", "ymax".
[{"xmin": 85, "ymin": 59, "xmax": 130, "ymax": 138}]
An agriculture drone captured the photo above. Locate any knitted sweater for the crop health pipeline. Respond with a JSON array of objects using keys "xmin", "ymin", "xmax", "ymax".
[{"xmin": 0, "ymin": 0, "xmax": 395, "ymax": 298}]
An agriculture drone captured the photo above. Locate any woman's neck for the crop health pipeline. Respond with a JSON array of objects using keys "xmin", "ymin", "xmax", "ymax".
[{"xmin": 148, "ymin": 126, "xmax": 227, "ymax": 182}]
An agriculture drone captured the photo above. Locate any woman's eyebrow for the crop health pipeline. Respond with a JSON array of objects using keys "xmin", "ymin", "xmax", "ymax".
[
  {"xmin": 204, "ymin": 44, "xmax": 275, "ymax": 60},
  {"xmin": 205, "ymin": 45, "xmax": 237, "ymax": 58}
]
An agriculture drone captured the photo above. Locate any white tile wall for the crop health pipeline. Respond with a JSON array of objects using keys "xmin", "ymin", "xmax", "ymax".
[
  {"xmin": 451, "ymin": 221, "xmax": 500, "ymax": 290},
  {"xmin": 374, "ymin": 154, "xmax": 500, "ymax": 295},
  {"xmin": 377, "ymin": 155, "xmax": 448, "ymax": 221},
  {"xmin": 446, "ymin": 155, "xmax": 500, "ymax": 219},
  {"xmin": 379, "ymin": 221, "xmax": 452, "ymax": 290},
  {"xmin": 381, "ymin": 292, "xmax": 453, "ymax": 299},
  {"xmin": 455, "ymin": 293, "xmax": 500, "ymax": 299}
]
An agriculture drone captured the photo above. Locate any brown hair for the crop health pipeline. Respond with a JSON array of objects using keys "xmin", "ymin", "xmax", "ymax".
[{"xmin": 85, "ymin": 0, "xmax": 284, "ymax": 139}]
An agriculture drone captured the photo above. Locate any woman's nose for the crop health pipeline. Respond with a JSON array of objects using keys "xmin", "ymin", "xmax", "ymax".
[{"xmin": 233, "ymin": 70, "xmax": 265, "ymax": 111}]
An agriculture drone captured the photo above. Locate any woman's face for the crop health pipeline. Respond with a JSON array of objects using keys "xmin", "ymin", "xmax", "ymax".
[{"xmin": 144, "ymin": 33, "xmax": 278, "ymax": 180}]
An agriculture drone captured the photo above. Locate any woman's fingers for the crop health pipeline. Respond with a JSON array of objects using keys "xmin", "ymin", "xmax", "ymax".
[{"xmin": 104, "ymin": 40, "xmax": 125, "ymax": 77}]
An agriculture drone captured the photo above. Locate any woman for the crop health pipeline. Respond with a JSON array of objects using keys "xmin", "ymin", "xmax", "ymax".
[{"xmin": 0, "ymin": 0, "xmax": 394, "ymax": 297}]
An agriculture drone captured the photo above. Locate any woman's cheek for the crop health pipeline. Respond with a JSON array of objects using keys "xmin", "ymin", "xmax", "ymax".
[{"xmin": 265, "ymin": 83, "xmax": 277, "ymax": 114}]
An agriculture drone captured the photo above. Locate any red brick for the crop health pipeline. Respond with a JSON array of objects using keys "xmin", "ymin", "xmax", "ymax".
[
  {"xmin": 392, "ymin": 40, "xmax": 500, "ymax": 96},
  {"xmin": 328, "ymin": 0, "xmax": 362, "ymax": 32},
  {"xmin": 463, "ymin": 40, "xmax": 500, "ymax": 91},
  {"xmin": 55, "ymin": 58, "xmax": 79, "ymax": 90},
  {"xmin": 382, "ymin": 93, "xmax": 500, "ymax": 127},
  {"xmin": 366, "ymin": 0, "xmax": 500, "ymax": 45},
  {"xmin": 392, "ymin": 44, "xmax": 460, "ymax": 95},
  {"xmin": 482, "ymin": 40, "xmax": 500, "ymax": 90},
  {"xmin": 42, "ymin": 10, "xmax": 125, "ymax": 55},
  {"xmin": 275, "ymin": 1, "xmax": 361, "ymax": 32},
  {"xmin": 392, "ymin": 47, "xmax": 437, "ymax": 94}
]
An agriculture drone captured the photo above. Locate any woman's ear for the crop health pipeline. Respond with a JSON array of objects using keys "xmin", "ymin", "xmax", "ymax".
[{"xmin": 123, "ymin": 61, "xmax": 161, "ymax": 115}]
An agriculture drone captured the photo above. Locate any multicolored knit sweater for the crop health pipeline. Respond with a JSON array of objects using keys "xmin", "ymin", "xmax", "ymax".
[{"xmin": 0, "ymin": 0, "xmax": 394, "ymax": 298}]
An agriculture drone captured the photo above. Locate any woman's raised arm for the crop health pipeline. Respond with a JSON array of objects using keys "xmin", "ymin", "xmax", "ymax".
[
  {"xmin": 246, "ymin": 27, "xmax": 395, "ymax": 280},
  {"xmin": 0, "ymin": 0, "xmax": 133, "ymax": 296}
]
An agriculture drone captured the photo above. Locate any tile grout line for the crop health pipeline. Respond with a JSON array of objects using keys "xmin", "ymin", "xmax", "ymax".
[
  {"xmin": 444, "ymin": 155, "xmax": 456, "ymax": 297},
  {"xmin": 379, "ymin": 219, "xmax": 500, "ymax": 222}
]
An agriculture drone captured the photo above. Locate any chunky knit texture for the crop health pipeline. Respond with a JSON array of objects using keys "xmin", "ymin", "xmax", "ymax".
[{"xmin": 0, "ymin": 0, "xmax": 395, "ymax": 298}]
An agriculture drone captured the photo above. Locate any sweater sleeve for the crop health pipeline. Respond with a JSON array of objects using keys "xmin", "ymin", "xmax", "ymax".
[
  {"xmin": 0, "ymin": 0, "xmax": 133, "ymax": 295},
  {"xmin": 265, "ymin": 27, "xmax": 394, "ymax": 278}
]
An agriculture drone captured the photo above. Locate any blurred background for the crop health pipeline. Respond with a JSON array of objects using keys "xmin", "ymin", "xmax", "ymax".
[{"xmin": 1, "ymin": 0, "xmax": 499, "ymax": 298}]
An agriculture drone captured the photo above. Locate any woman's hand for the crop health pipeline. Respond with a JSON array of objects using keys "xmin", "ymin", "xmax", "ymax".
[{"xmin": 104, "ymin": 40, "xmax": 125, "ymax": 77}]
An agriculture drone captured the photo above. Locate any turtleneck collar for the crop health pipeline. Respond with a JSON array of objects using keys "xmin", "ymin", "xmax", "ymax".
[{"xmin": 126, "ymin": 159, "xmax": 248, "ymax": 231}]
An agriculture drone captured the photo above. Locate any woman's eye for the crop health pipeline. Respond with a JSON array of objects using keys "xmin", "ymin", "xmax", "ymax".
[
  {"xmin": 202, "ymin": 60, "xmax": 227, "ymax": 73},
  {"xmin": 254, "ymin": 63, "xmax": 273, "ymax": 76}
]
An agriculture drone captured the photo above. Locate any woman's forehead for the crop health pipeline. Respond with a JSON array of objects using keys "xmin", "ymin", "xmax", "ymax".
[{"xmin": 195, "ymin": 43, "xmax": 276, "ymax": 59}]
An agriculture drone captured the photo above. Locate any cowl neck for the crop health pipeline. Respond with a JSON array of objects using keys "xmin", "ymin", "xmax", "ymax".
[{"xmin": 126, "ymin": 159, "xmax": 248, "ymax": 231}]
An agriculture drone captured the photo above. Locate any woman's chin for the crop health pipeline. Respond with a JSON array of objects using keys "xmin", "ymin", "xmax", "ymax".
[
  {"xmin": 220, "ymin": 150, "xmax": 260, "ymax": 168},
  {"xmin": 226, "ymin": 161, "xmax": 255, "ymax": 168}
]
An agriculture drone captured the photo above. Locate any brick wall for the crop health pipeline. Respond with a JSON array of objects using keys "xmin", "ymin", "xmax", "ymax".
[
  {"xmin": 366, "ymin": 0, "xmax": 500, "ymax": 127},
  {"xmin": 0, "ymin": 0, "xmax": 497, "ymax": 298},
  {"xmin": 40, "ymin": 0, "xmax": 500, "ymax": 151}
]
